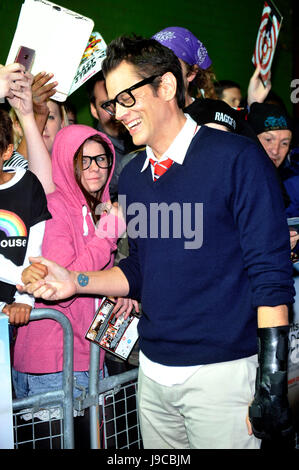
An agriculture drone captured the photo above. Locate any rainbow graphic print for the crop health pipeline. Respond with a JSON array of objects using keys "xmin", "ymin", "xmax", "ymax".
[{"xmin": 0, "ymin": 210, "xmax": 27, "ymax": 237}]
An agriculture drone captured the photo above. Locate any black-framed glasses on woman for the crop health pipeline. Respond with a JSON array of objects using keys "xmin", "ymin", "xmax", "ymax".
[
  {"xmin": 101, "ymin": 74, "xmax": 161, "ymax": 116},
  {"xmin": 82, "ymin": 154, "xmax": 112, "ymax": 170}
]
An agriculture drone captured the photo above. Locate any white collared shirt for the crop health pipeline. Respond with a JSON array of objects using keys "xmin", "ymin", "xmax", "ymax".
[
  {"xmin": 138, "ymin": 114, "xmax": 202, "ymax": 386},
  {"xmin": 141, "ymin": 114, "xmax": 200, "ymax": 180}
]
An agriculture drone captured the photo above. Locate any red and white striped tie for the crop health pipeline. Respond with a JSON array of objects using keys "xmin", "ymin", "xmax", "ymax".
[{"xmin": 149, "ymin": 157, "xmax": 173, "ymax": 181}]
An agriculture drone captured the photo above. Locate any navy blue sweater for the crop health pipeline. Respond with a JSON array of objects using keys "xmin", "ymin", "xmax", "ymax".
[{"xmin": 118, "ymin": 126, "xmax": 294, "ymax": 366}]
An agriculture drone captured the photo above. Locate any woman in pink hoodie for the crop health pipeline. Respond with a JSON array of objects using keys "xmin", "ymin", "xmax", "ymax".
[{"xmin": 12, "ymin": 124, "xmax": 124, "ymax": 400}]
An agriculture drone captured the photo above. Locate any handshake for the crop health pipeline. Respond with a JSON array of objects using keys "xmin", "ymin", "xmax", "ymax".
[
  {"xmin": 2, "ymin": 261, "xmax": 48, "ymax": 326},
  {"xmin": 17, "ymin": 256, "xmax": 81, "ymax": 303},
  {"xmin": 22, "ymin": 261, "xmax": 49, "ymax": 285}
]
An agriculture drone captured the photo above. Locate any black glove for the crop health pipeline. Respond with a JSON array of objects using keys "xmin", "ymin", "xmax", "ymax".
[{"xmin": 249, "ymin": 326, "xmax": 294, "ymax": 440}]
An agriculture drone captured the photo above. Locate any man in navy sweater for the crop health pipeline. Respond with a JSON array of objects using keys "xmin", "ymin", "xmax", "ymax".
[{"xmin": 21, "ymin": 36, "xmax": 295, "ymax": 449}]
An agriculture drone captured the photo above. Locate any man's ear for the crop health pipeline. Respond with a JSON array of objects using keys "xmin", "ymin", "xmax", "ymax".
[
  {"xmin": 2, "ymin": 144, "xmax": 14, "ymax": 162},
  {"xmin": 90, "ymin": 102, "xmax": 99, "ymax": 120},
  {"xmin": 159, "ymin": 72, "xmax": 177, "ymax": 103}
]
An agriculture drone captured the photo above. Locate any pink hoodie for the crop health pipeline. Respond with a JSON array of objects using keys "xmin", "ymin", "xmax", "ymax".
[{"xmin": 14, "ymin": 125, "xmax": 117, "ymax": 374}]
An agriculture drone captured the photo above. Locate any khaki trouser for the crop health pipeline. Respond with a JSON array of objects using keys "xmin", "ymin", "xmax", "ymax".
[{"xmin": 137, "ymin": 355, "xmax": 261, "ymax": 449}]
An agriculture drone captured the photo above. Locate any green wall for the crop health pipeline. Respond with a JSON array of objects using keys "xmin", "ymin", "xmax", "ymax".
[{"xmin": 0, "ymin": 0, "xmax": 294, "ymax": 125}]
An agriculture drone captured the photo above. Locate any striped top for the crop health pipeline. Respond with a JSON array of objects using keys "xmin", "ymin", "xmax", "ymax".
[{"xmin": 3, "ymin": 150, "xmax": 28, "ymax": 170}]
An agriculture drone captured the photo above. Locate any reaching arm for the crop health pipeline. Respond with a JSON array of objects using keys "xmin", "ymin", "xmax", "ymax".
[
  {"xmin": 17, "ymin": 72, "xmax": 57, "ymax": 158},
  {"xmin": 7, "ymin": 74, "xmax": 56, "ymax": 195},
  {"xmin": 247, "ymin": 64, "xmax": 272, "ymax": 107},
  {"xmin": 247, "ymin": 304, "xmax": 292, "ymax": 440},
  {"xmin": 14, "ymin": 221, "xmax": 46, "ymax": 307},
  {"xmin": 74, "ymin": 266, "xmax": 130, "ymax": 297},
  {"xmin": 17, "ymin": 257, "xmax": 130, "ymax": 301},
  {"xmin": 230, "ymin": 142, "xmax": 294, "ymax": 440},
  {"xmin": 0, "ymin": 220, "xmax": 45, "ymax": 287},
  {"xmin": 0, "ymin": 221, "xmax": 45, "ymax": 320}
]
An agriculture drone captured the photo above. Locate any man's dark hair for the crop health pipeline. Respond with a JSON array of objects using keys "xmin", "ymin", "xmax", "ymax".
[
  {"xmin": 64, "ymin": 99, "xmax": 77, "ymax": 116},
  {"xmin": 0, "ymin": 109, "xmax": 13, "ymax": 156},
  {"xmin": 214, "ymin": 80, "xmax": 241, "ymax": 99},
  {"xmin": 85, "ymin": 70, "xmax": 105, "ymax": 105},
  {"xmin": 102, "ymin": 35, "xmax": 185, "ymax": 109}
]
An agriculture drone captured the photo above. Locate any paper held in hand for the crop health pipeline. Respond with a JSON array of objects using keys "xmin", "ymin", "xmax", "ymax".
[
  {"xmin": 6, "ymin": 0, "xmax": 94, "ymax": 102},
  {"xmin": 68, "ymin": 32, "xmax": 107, "ymax": 97},
  {"xmin": 252, "ymin": 0, "xmax": 283, "ymax": 87}
]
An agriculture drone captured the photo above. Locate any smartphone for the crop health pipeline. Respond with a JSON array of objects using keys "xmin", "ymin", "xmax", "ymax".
[{"xmin": 14, "ymin": 46, "xmax": 35, "ymax": 72}]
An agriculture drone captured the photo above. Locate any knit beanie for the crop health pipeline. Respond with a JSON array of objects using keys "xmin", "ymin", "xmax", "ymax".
[{"xmin": 247, "ymin": 102, "xmax": 292, "ymax": 135}]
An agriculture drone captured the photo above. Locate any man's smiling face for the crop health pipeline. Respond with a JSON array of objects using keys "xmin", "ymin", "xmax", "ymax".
[{"xmin": 105, "ymin": 61, "xmax": 169, "ymax": 151}]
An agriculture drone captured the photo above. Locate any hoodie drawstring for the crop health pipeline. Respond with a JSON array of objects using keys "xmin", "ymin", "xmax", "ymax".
[
  {"xmin": 82, "ymin": 204, "xmax": 97, "ymax": 236},
  {"xmin": 82, "ymin": 205, "xmax": 88, "ymax": 236}
]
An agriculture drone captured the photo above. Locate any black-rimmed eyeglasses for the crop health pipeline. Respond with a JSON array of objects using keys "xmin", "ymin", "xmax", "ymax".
[
  {"xmin": 101, "ymin": 75, "xmax": 160, "ymax": 116},
  {"xmin": 82, "ymin": 154, "xmax": 112, "ymax": 170}
]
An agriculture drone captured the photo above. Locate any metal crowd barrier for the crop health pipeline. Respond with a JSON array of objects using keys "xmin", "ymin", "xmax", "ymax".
[
  {"xmin": 79, "ymin": 343, "xmax": 142, "ymax": 449},
  {"xmin": 73, "ymin": 340, "xmax": 141, "ymax": 449},
  {"xmin": 12, "ymin": 308, "xmax": 74, "ymax": 449},
  {"xmin": 11, "ymin": 308, "xmax": 141, "ymax": 450},
  {"xmin": 99, "ymin": 369, "xmax": 141, "ymax": 449}
]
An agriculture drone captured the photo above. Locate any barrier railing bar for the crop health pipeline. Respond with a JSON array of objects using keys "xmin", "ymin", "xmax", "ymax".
[
  {"xmin": 88, "ymin": 341, "xmax": 101, "ymax": 449},
  {"xmin": 12, "ymin": 308, "xmax": 74, "ymax": 449}
]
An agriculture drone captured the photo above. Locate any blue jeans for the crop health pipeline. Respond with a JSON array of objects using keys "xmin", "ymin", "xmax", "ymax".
[{"xmin": 12, "ymin": 367, "xmax": 107, "ymax": 400}]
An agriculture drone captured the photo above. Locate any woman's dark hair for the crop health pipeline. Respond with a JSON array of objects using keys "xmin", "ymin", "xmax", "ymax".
[
  {"xmin": 73, "ymin": 135, "xmax": 113, "ymax": 223},
  {"xmin": 86, "ymin": 70, "xmax": 105, "ymax": 106},
  {"xmin": 102, "ymin": 35, "xmax": 185, "ymax": 109},
  {"xmin": 0, "ymin": 108, "xmax": 13, "ymax": 155}
]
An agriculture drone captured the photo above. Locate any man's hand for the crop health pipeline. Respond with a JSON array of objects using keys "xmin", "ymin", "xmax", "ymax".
[
  {"xmin": 2, "ymin": 302, "xmax": 32, "ymax": 325},
  {"xmin": 22, "ymin": 262, "xmax": 48, "ymax": 285},
  {"xmin": 32, "ymin": 72, "xmax": 58, "ymax": 116},
  {"xmin": 247, "ymin": 64, "xmax": 271, "ymax": 107},
  {"xmin": 113, "ymin": 297, "xmax": 140, "ymax": 320},
  {"xmin": 0, "ymin": 63, "xmax": 26, "ymax": 99},
  {"xmin": 17, "ymin": 256, "xmax": 77, "ymax": 301},
  {"xmin": 290, "ymin": 230, "xmax": 299, "ymax": 251}
]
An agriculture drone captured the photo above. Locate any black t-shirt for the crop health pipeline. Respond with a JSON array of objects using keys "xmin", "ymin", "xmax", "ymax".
[{"xmin": 0, "ymin": 169, "xmax": 51, "ymax": 304}]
